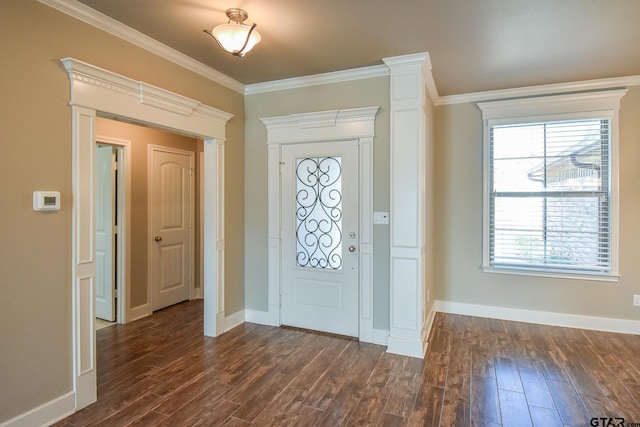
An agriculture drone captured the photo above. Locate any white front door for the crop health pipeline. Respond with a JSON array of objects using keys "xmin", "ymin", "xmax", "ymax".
[
  {"xmin": 281, "ymin": 140, "xmax": 359, "ymax": 337},
  {"xmin": 150, "ymin": 147, "xmax": 194, "ymax": 311},
  {"xmin": 95, "ymin": 145, "xmax": 116, "ymax": 321}
]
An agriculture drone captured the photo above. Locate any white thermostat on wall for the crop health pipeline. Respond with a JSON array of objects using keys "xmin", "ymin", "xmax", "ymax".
[{"xmin": 33, "ymin": 191, "xmax": 60, "ymax": 211}]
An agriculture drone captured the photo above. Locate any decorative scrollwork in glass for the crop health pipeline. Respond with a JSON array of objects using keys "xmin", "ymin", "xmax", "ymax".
[{"xmin": 295, "ymin": 156, "xmax": 343, "ymax": 269}]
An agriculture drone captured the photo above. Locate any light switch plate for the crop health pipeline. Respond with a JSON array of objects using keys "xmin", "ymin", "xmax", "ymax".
[{"xmin": 373, "ymin": 211, "xmax": 389, "ymax": 225}]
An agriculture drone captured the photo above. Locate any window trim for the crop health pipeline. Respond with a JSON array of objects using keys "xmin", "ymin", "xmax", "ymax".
[{"xmin": 478, "ymin": 89, "xmax": 627, "ymax": 281}]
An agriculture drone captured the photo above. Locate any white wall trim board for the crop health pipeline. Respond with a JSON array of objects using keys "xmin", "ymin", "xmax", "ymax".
[
  {"xmin": 191, "ymin": 288, "xmax": 204, "ymax": 300},
  {"xmin": 437, "ymin": 75, "xmax": 640, "ymax": 106},
  {"xmin": 0, "ymin": 391, "xmax": 75, "ymax": 427},
  {"xmin": 198, "ymin": 154, "xmax": 205, "ymax": 301},
  {"xmin": 38, "ymin": 0, "xmax": 244, "ymax": 94},
  {"xmin": 386, "ymin": 335, "xmax": 428, "ymax": 359},
  {"xmin": 221, "ymin": 310, "xmax": 245, "ymax": 333},
  {"xmin": 424, "ymin": 304, "xmax": 438, "ymax": 343},
  {"xmin": 245, "ymin": 65, "xmax": 390, "ymax": 95},
  {"xmin": 434, "ymin": 300, "xmax": 640, "ymax": 335},
  {"xmin": 245, "ymin": 309, "xmax": 280, "ymax": 327},
  {"xmin": 372, "ymin": 329, "xmax": 390, "ymax": 346},
  {"xmin": 128, "ymin": 303, "xmax": 152, "ymax": 323}
]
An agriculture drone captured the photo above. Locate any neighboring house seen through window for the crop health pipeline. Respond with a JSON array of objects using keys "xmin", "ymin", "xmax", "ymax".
[{"xmin": 478, "ymin": 90, "xmax": 626, "ymax": 281}]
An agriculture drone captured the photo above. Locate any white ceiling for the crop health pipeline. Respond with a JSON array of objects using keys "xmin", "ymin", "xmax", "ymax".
[{"xmin": 74, "ymin": 0, "xmax": 640, "ymax": 95}]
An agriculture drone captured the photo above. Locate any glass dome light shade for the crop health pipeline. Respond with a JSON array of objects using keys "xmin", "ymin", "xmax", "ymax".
[{"xmin": 212, "ymin": 23, "xmax": 261, "ymax": 56}]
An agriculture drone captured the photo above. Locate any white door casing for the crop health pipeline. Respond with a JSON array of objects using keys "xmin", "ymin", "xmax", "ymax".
[
  {"xmin": 63, "ymin": 57, "xmax": 232, "ymax": 411},
  {"xmin": 149, "ymin": 146, "xmax": 194, "ymax": 311},
  {"xmin": 260, "ymin": 107, "xmax": 378, "ymax": 343},
  {"xmin": 95, "ymin": 145, "xmax": 116, "ymax": 321},
  {"xmin": 281, "ymin": 140, "xmax": 359, "ymax": 337}
]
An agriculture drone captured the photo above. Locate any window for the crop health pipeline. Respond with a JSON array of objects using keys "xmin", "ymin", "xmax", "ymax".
[
  {"xmin": 295, "ymin": 156, "xmax": 343, "ymax": 269},
  {"xmin": 478, "ymin": 90, "xmax": 626, "ymax": 280}
]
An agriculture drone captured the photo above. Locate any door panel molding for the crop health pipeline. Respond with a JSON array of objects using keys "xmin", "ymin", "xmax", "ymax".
[{"xmin": 260, "ymin": 107, "xmax": 379, "ymax": 343}]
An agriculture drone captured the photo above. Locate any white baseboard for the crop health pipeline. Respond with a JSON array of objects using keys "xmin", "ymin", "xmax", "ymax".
[
  {"xmin": 191, "ymin": 287, "xmax": 203, "ymax": 300},
  {"xmin": 384, "ymin": 302, "xmax": 439, "ymax": 359},
  {"xmin": 245, "ymin": 309, "xmax": 279, "ymax": 326},
  {"xmin": 221, "ymin": 310, "xmax": 245, "ymax": 332},
  {"xmin": 424, "ymin": 305, "xmax": 437, "ymax": 343},
  {"xmin": 434, "ymin": 300, "xmax": 640, "ymax": 335},
  {"xmin": 0, "ymin": 391, "xmax": 75, "ymax": 427},
  {"xmin": 372, "ymin": 328, "xmax": 389, "ymax": 346},
  {"xmin": 128, "ymin": 303, "xmax": 152, "ymax": 323},
  {"xmin": 387, "ymin": 335, "xmax": 428, "ymax": 358}
]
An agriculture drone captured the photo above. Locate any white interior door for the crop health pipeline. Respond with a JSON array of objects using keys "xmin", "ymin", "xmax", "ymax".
[
  {"xmin": 281, "ymin": 140, "xmax": 359, "ymax": 337},
  {"xmin": 150, "ymin": 147, "xmax": 194, "ymax": 311},
  {"xmin": 95, "ymin": 145, "xmax": 116, "ymax": 321}
]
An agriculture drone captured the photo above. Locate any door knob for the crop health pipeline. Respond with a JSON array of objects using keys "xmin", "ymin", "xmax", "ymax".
[
  {"xmin": 154, "ymin": 235, "xmax": 162, "ymax": 242},
  {"xmin": 348, "ymin": 245, "xmax": 356, "ymax": 252}
]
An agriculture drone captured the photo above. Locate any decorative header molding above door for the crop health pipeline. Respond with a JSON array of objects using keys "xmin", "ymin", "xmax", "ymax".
[
  {"xmin": 260, "ymin": 106, "xmax": 379, "ymax": 145},
  {"xmin": 61, "ymin": 57, "xmax": 233, "ymax": 138}
]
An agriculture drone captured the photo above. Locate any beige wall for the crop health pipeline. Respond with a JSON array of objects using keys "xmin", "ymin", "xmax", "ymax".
[
  {"xmin": 95, "ymin": 118, "xmax": 200, "ymax": 307},
  {"xmin": 244, "ymin": 78, "xmax": 392, "ymax": 330},
  {"xmin": 433, "ymin": 86, "xmax": 640, "ymax": 320},
  {"xmin": 0, "ymin": 1, "xmax": 244, "ymax": 422}
]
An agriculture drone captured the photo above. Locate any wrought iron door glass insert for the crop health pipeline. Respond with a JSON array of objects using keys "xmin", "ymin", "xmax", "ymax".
[{"xmin": 295, "ymin": 156, "xmax": 343, "ymax": 269}]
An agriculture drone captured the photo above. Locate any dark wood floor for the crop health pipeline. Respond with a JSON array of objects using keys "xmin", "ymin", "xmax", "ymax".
[{"xmin": 54, "ymin": 300, "xmax": 640, "ymax": 426}]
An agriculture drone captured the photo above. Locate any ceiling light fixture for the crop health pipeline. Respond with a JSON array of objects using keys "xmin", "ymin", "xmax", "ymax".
[{"xmin": 203, "ymin": 8, "xmax": 261, "ymax": 58}]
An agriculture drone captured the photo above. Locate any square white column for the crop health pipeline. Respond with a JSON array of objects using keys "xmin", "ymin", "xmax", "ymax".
[{"xmin": 384, "ymin": 53, "xmax": 433, "ymax": 358}]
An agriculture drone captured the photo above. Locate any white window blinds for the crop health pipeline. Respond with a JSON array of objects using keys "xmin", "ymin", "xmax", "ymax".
[{"xmin": 489, "ymin": 119, "xmax": 611, "ymax": 272}]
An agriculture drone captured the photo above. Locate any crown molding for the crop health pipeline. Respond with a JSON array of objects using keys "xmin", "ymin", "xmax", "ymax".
[
  {"xmin": 245, "ymin": 65, "xmax": 390, "ymax": 95},
  {"xmin": 245, "ymin": 55, "xmax": 442, "ymax": 102},
  {"xmin": 477, "ymin": 88, "xmax": 628, "ymax": 120},
  {"xmin": 38, "ymin": 0, "xmax": 245, "ymax": 94},
  {"xmin": 40, "ymin": 0, "xmax": 640, "ymax": 106},
  {"xmin": 382, "ymin": 52, "xmax": 429, "ymax": 68},
  {"xmin": 437, "ymin": 75, "xmax": 640, "ymax": 105}
]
